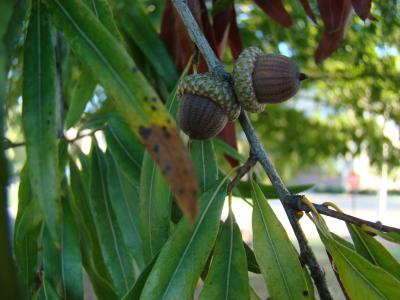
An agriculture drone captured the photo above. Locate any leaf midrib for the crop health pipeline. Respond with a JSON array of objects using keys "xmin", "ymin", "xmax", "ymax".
[
  {"xmin": 160, "ymin": 178, "xmax": 227, "ymax": 299},
  {"xmin": 254, "ymin": 195, "xmax": 293, "ymax": 300},
  {"xmin": 53, "ymin": 0, "xmax": 146, "ymax": 118}
]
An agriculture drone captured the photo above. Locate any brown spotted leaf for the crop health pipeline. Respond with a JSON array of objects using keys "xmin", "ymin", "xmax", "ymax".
[
  {"xmin": 138, "ymin": 125, "xmax": 198, "ymax": 221},
  {"xmin": 254, "ymin": 0, "xmax": 293, "ymax": 27},
  {"xmin": 351, "ymin": 0, "xmax": 372, "ymax": 20},
  {"xmin": 298, "ymin": 0, "xmax": 317, "ymax": 23},
  {"xmin": 46, "ymin": 0, "xmax": 199, "ymax": 222},
  {"xmin": 315, "ymin": 0, "xmax": 352, "ymax": 63},
  {"xmin": 317, "ymin": 0, "xmax": 346, "ymax": 33}
]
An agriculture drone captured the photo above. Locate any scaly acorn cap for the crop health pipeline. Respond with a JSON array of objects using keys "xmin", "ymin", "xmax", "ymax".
[
  {"xmin": 232, "ymin": 47, "xmax": 266, "ymax": 113},
  {"xmin": 178, "ymin": 72, "xmax": 241, "ymax": 121},
  {"xmin": 233, "ymin": 47, "xmax": 306, "ymax": 113}
]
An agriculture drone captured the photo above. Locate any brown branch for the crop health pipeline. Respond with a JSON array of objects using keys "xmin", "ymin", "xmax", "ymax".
[{"xmin": 227, "ymin": 152, "xmax": 258, "ymax": 194}]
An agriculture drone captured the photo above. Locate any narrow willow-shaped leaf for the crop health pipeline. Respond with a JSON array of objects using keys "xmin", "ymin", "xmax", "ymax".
[
  {"xmin": 69, "ymin": 157, "xmax": 111, "ymax": 283},
  {"xmin": 41, "ymin": 226, "xmax": 62, "ymax": 299},
  {"xmin": 82, "ymin": 267, "xmax": 118, "ymax": 300},
  {"xmin": 377, "ymin": 232, "xmax": 400, "ymax": 245},
  {"xmin": 347, "ymin": 224, "xmax": 400, "ymax": 280},
  {"xmin": 123, "ymin": 256, "xmax": 158, "ymax": 300},
  {"xmin": 22, "ymin": 0, "xmax": 61, "ymax": 242},
  {"xmin": 140, "ymin": 178, "xmax": 228, "ymax": 300},
  {"xmin": 189, "ymin": 140, "xmax": 219, "ymax": 193},
  {"xmin": 39, "ymin": 279, "xmax": 61, "ymax": 300},
  {"xmin": 323, "ymin": 236, "xmax": 400, "ymax": 299},
  {"xmin": 119, "ymin": 1, "xmax": 178, "ymax": 90},
  {"xmin": 83, "ymin": 0, "xmax": 122, "ymax": 41},
  {"xmin": 64, "ymin": 68, "xmax": 95, "ymax": 128},
  {"xmin": 45, "ymin": 0, "xmax": 199, "ymax": 222},
  {"xmin": 61, "ymin": 186, "xmax": 83, "ymax": 300},
  {"xmin": 251, "ymin": 181, "xmax": 312, "ymax": 299},
  {"xmin": 14, "ymin": 166, "xmax": 42, "ymax": 294},
  {"xmin": 105, "ymin": 151, "xmax": 145, "ymax": 269},
  {"xmin": 243, "ymin": 242, "xmax": 261, "ymax": 274},
  {"xmin": 104, "ymin": 117, "xmax": 144, "ymax": 184},
  {"xmin": 89, "ymin": 145, "xmax": 136, "ymax": 297},
  {"xmin": 213, "ymin": 138, "xmax": 247, "ymax": 163},
  {"xmin": 139, "ymin": 151, "xmax": 171, "ymax": 264},
  {"xmin": 199, "ymin": 212, "xmax": 250, "ymax": 300}
]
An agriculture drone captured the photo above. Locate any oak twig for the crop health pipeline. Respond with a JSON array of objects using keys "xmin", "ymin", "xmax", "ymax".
[
  {"xmin": 171, "ymin": 1, "xmax": 333, "ymax": 299},
  {"xmin": 227, "ymin": 152, "xmax": 258, "ymax": 194},
  {"xmin": 172, "ymin": 0, "xmax": 400, "ymax": 298}
]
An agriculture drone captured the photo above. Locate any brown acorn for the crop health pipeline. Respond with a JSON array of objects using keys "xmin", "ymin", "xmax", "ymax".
[
  {"xmin": 177, "ymin": 73, "xmax": 241, "ymax": 140},
  {"xmin": 233, "ymin": 47, "xmax": 307, "ymax": 113}
]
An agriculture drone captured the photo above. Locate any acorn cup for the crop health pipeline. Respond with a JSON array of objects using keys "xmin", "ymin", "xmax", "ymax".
[
  {"xmin": 177, "ymin": 73, "xmax": 241, "ymax": 140},
  {"xmin": 233, "ymin": 47, "xmax": 307, "ymax": 113}
]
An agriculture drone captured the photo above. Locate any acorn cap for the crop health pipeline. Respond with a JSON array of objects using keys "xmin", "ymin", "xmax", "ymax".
[
  {"xmin": 232, "ymin": 47, "xmax": 266, "ymax": 113},
  {"xmin": 178, "ymin": 73, "xmax": 241, "ymax": 121}
]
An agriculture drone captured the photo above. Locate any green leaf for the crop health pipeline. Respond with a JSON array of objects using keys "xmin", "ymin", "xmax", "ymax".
[
  {"xmin": 213, "ymin": 138, "xmax": 246, "ymax": 164},
  {"xmin": 140, "ymin": 178, "xmax": 228, "ymax": 300},
  {"xmin": 199, "ymin": 212, "xmax": 250, "ymax": 300},
  {"xmin": 39, "ymin": 279, "xmax": 61, "ymax": 300},
  {"xmin": 139, "ymin": 151, "xmax": 171, "ymax": 264},
  {"xmin": 212, "ymin": 0, "xmax": 234, "ymax": 16},
  {"xmin": 347, "ymin": 224, "xmax": 400, "ymax": 280},
  {"xmin": 243, "ymin": 242, "xmax": 261, "ymax": 274},
  {"xmin": 118, "ymin": 0, "xmax": 178, "ymax": 90},
  {"xmin": 64, "ymin": 68, "xmax": 95, "ymax": 128},
  {"xmin": 377, "ymin": 232, "xmax": 400, "ymax": 245},
  {"xmin": 83, "ymin": 0, "xmax": 122, "ymax": 41},
  {"xmin": 69, "ymin": 156, "xmax": 111, "ymax": 282},
  {"xmin": 44, "ymin": 0, "xmax": 200, "ymax": 223},
  {"xmin": 123, "ymin": 256, "xmax": 158, "ymax": 300},
  {"xmin": 82, "ymin": 268, "xmax": 119, "ymax": 300},
  {"xmin": 251, "ymin": 181, "xmax": 312, "ymax": 299},
  {"xmin": 3, "ymin": 0, "xmax": 30, "ymax": 67},
  {"xmin": 61, "ymin": 185, "xmax": 83, "ymax": 300},
  {"xmin": 236, "ymin": 181, "xmax": 313, "ymax": 199},
  {"xmin": 104, "ymin": 117, "xmax": 144, "ymax": 184},
  {"xmin": 189, "ymin": 140, "xmax": 219, "ymax": 193},
  {"xmin": 14, "ymin": 166, "xmax": 42, "ymax": 293},
  {"xmin": 41, "ymin": 226, "xmax": 62, "ymax": 299},
  {"xmin": 323, "ymin": 236, "xmax": 400, "ymax": 300},
  {"xmin": 89, "ymin": 144, "xmax": 136, "ymax": 296},
  {"xmin": 105, "ymin": 151, "xmax": 145, "ymax": 270},
  {"xmin": 22, "ymin": 0, "xmax": 61, "ymax": 242}
]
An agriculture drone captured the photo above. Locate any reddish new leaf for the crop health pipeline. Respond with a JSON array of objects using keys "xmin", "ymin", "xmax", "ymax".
[
  {"xmin": 317, "ymin": 0, "xmax": 345, "ymax": 33},
  {"xmin": 254, "ymin": 0, "xmax": 293, "ymax": 27},
  {"xmin": 298, "ymin": 0, "xmax": 317, "ymax": 23},
  {"xmin": 315, "ymin": 0, "xmax": 352, "ymax": 63},
  {"xmin": 228, "ymin": 6, "xmax": 243, "ymax": 59},
  {"xmin": 161, "ymin": 0, "xmax": 218, "ymax": 73},
  {"xmin": 212, "ymin": 4, "xmax": 233, "ymax": 59},
  {"xmin": 351, "ymin": 0, "xmax": 372, "ymax": 20}
]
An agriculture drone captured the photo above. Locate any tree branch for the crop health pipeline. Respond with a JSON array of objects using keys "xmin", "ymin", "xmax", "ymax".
[{"xmin": 171, "ymin": 0, "xmax": 333, "ymax": 298}]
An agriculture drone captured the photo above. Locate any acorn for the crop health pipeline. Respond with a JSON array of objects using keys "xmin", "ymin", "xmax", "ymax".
[
  {"xmin": 177, "ymin": 73, "xmax": 241, "ymax": 140},
  {"xmin": 233, "ymin": 47, "xmax": 307, "ymax": 113}
]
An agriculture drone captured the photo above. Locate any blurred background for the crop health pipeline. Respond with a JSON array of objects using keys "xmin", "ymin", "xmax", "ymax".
[{"xmin": 4, "ymin": 0, "xmax": 399, "ymax": 299}]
